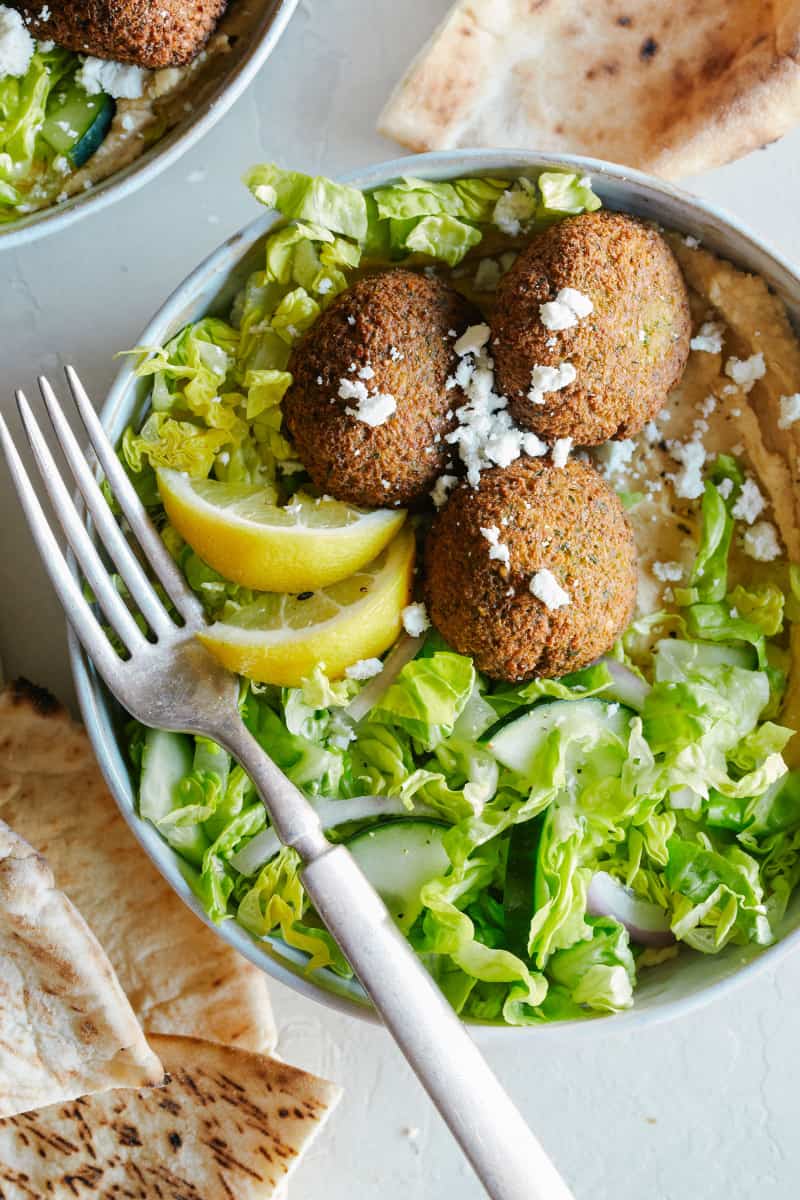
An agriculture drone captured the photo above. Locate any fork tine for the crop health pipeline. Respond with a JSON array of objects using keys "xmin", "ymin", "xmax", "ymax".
[
  {"xmin": 38, "ymin": 376, "xmax": 175, "ymax": 638},
  {"xmin": 64, "ymin": 365, "xmax": 204, "ymax": 624},
  {"xmin": 0, "ymin": 412, "xmax": 125, "ymax": 687},
  {"xmin": 16, "ymin": 390, "xmax": 146, "ymax": 654}
]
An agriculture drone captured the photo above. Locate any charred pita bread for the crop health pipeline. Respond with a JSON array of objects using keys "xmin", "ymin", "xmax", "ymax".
[
  {"xmin": 378, "ymin": 0, "xmax": 800, "ymax": 178},
  {"xmin": 0, "ymin": 680, "xmax": 276, "ymax": 1054},
  {"xmin": 0, "ymin": 820, "xmax": 163, "ymax": 1119},
  {"xmin": 0, "ymin": 1034, "xmax": 340, "ymax": 1199}
]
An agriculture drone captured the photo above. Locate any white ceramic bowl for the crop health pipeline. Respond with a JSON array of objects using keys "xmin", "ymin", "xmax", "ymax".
[
  {"xmin": 70, "ymin": 149, "xmax": 800, "ymax": 1035},
  {"xmin": 0, "ymin": 0, "xmax": 297, "ymax": 252}
]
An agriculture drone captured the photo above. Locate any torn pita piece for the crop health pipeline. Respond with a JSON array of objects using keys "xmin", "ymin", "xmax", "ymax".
[
  {"xmin": 0, "ymin": 820, "xmax": 163, "ymax": 1119},
  {"xmin": 0, "ymin": 1033, "xmax": 341, "ymax": 1199},
  {"xmin": 0, "ymin": 680, "xmax": 276, "ymax": 1054},
  {"xmin": 379, "ymin": 1, "xmax": 800, "ymax": 178}
]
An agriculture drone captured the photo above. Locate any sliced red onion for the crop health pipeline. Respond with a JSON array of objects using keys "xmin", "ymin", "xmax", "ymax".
[
  {"xmin": 601, "ymin": 658, "xmax": 652, "ymax": 712},
  {"xmin": 587, "ymin": 870, "xmax": 675, "ymax": 947},
  {"xmin": 344, "ymin": 634, "xmax": 423, "ymax": 723},
  {"xmin": 229, "ymin": 793, "xmax": 440, "ymax": 877}
]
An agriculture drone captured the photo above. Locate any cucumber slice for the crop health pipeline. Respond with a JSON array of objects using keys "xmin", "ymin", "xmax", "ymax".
[
  {"xmin": 346, "ymin": 819, "xmax": 450, "ymax": 933},
  {"xmin": 487, "ymin": 698, "xmax": 632, "ymax": 778},
  {"xmin": 502, "ymin": 814, "xmax": 545, "ymax": 959},
  {"xmin": 40, "ymin": 80, "xmax": 115, "ymax": 167},
  {"xmin": 139, "ymin": 729, "xmax": 209, "ymax": 866}
]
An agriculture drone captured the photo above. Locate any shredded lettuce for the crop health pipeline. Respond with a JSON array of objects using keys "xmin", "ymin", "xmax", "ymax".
[{"xmin": 123, "ymin": 164, "xmax": 800, "ymax": 1025}]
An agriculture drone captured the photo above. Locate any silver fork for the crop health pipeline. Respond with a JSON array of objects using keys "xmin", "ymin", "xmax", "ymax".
[{"xmin": 1, "ymin": 367, "xmax": 574, "ymax": 1200}]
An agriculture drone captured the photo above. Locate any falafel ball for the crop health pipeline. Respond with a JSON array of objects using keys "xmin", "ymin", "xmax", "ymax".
[
  {"xmin": 283, "ymin": 269, "xmax": 478, "ymax": 508},
  {"xmin": 491, "ymin": 211, "xmax": 691, "ymax": 445},
  {"xmin": 424, "ymin": 456, "xmax": 637, "ymax": 681}
]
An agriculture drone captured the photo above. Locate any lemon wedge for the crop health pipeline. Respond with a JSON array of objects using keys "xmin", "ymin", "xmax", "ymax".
[
  {"xmin": 198, "ymin": 526, "xmax": 416, "ymax": 686},
  {"xmin": 157, "ymin": 469, "xmax": 406, "ymax": 593}
]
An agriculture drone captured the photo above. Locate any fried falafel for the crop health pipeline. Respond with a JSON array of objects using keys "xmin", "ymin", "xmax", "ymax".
[
  {"xmin": 491, "ymin": 211, "xmax": 691, "ymax": 445},
  {"xmin": 424, "ymin": 456, "xmax": 637, "ymax": 681},
  {"xmin": 12, "ymin": 0, "xmax": 226, "ymax": 69},
  {"xmin": 283, "ymin": 269, "xmax": 478, "ymax": 509}
]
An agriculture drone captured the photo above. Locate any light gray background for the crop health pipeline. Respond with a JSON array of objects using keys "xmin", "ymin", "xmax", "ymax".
[{"xmin": 2, "ymin": 2, "xmax": 800, "ymax": 1196}]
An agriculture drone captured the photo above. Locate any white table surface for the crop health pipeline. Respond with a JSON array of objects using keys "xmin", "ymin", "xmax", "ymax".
[{"xmin": 3, "ymin": 2, "xmax": 800, "ymax": 1196}]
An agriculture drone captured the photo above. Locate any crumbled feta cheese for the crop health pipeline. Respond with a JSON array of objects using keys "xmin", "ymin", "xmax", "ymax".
[
  {"xmin": 317, "ymin": 276, "xmax": 333, "ymax": 295},
  {"xmin": 528, "ymin": 361, "xmax": 576, "ymax": 405},
  {"xmin": 684, "ymin": 235, "xmax": 700, "ymax": 249},
  {"xmin": 717, "ymin": 477, "xmax": 734, "ymax": 500},
  {"xmin": 77, "ymin": 55, "xmax": 149, "ymax": 99},
  {"xmin": 690, "ymin": 321, "xmax": 724, "ymax": 354},
  {"xmin": 357, "ymin": 364, "xmax": 375, "ymax": 380},
  {"xmin": 431, "ymin": 474, "xmax": 458, "ymax": 509},
  {"xmin": 338, "ymin": 377, "xmax": 396, "ymax": 427},
  {"xmin": 345, "ymin": 658, "xmax": 384, "ymax": 681},
  {"xmin": 539, "ymin": 287, "xmax": 593, "ymax": 331},
  {"xmin": 493, "ymin": 187, "xmax": 535, "ymax": 236},
  {"xmin": 778, "ymin": 393, "xmax": 800, "ymax": 429},
  {"xmin": 743, "ymin": 521, "xmax": 782, "ymax": 562},
  {"xmin": 454, "ymin": 324, "xmax": 490, "ymax": 357},
  {"xmin": 38, "ymin": 5, "xmax": 51, "ymax": 20},
  {"xmin": 0, "ymin": 6, "xmax": 34, "ymax": 77},
  {"xmin": 724, "ymin": 352, "xmax": 765, "ymax": 393},
  {"xmin": 643, "ymin": 420, "xmax": 661, "ymax": 444},
  {"xmin": 529, "ymin": 568, "xmax": 571, "ymax": 610},
  {"xmin": 551, "ymin": 436, "xmax": 572, "ymax": 468},
  {"xmin": 444, "ymin": 340, "xmax": 547, "ymax": 485},
  {"xmin": 652, "ymin": 561, "xmax": 684, "ymax": 583},
  {"xmin": 668, "ymin": 439, "xmax": 706, "ymax": 499},
  {"xmin": 474, "ymin": 258, "xmax": 501, "ymax": 292},
  {"xmin": 698, "ymin": 394, "xmax": 717, "ymax": 418},
  {"xmin": 402, "ymin": 603, "xmax": 431, "ymax": 638},
  {"xmin": 596, "ymin": 438, "xmax": 635, "ymax": 481},
  {"xmin": 480, "ymin": 524, "xmax": 511, "ymax": 565},
  {"xmin": 389, "ymin": 345, "xmax": 403, "ymax": 362},
  {"xmin": 731, "ymin": 477, "xmax": 766, "ymax": 525}
]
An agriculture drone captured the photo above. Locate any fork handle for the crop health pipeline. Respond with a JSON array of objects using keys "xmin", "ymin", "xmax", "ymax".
[
  {"xmin": 301, "ymin": 846, "xmax": 574, "ymax": 1200},
  {"xmin": 224, "ymin": 723, "xmax": 573, "ymax": 1200}
]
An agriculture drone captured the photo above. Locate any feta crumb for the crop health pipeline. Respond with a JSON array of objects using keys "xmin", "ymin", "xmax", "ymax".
[
  {"xmin": 77, "ymin": 55, "xmax": 149, "ymax": 99},
  {"xmin": 529, "ymin": 568, "xmax": 570, "ymax": 610},
  {"xmin": 431, "ymin": 474, "xmax": 458, "ymax": 509},
  {"xmin": 317, "ymin": 276, "xmax": 333, "ymax": 295},
  {"xmin": 346, "ymin": 315, "xmax": 356, "ymax": 326},
  {"xmin": 668, "ymin": 439, "xmax": 706, "ymax": 499},
  {"xmin": 690, "ymin": 321, "xmax": 724, "ymax": 354},
  {"xmin": 539, "ymin": 287, "xmax": 593, "ymax": 331},
  {"xmin": 724, "ymin": 352, "xmax": 765, "ymax": 393},
  {"xmin": 480, "ymin": 524, "xmax": 511, "ymax": 565},
  {"xmin": 778, "ymin": 393, "xmax": 800, "ymax": 429},
  {"xmin": 402, "ymin": 603, "xmax": 431, "ymax": 638},
  {"xmin": 652, "ymin": 561, "xmax": 684, "ymax": 583},
  {"xmin": 0, "ymin": 6, "xmax": 34, "ymax": 77},
  {"xmin": 551, "ymin": 436, "xmax": 572, "ymax": 468},
  {"xmin": 684, "ymin": 235, "xmax": 701, "ymax": 249},
  {"xmin": 596, "ymin": 438, "xmax": 635, "ymax": 481},
  {"xmin": 698, "ymin": 394, "xmax": 717, "ymax": 418},
  {"xmin": 338, "ymin": 377, "xmax": 396, "ymax": 426},
  {"xmin": 345, "ymin": 658, "xmax": 384, "ymax": 681},
  {"xmin": 731, "ymin": 477, "xmax": 766, "ymax": 525},
  {"xmin": 528, "ymin": 361, "xmax": 576, "ymax": 405},
  {"xmin": 493, "ymin": 187, "xmax": 535, "ymax": 236},
  {"xmin": 389, "ymin": 345, "xmax": 404, "ymax": 362},
  {"xmin": 454, "ymin": 324, "xmax": 490, "ymax": 357},
  {"xmin": 742, "ymin": 521, "xmax": 782, "ymax": 562},
  {"xmin": 717, "ymin": 477, "xmax": 734, "ymax": 500},
  {"xmin": 357, "ymin": 364, "xmax": 375, "ymax": 380}
]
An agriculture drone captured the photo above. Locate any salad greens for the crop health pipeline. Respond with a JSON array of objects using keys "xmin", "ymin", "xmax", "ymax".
[
  {"xmin": 122, "ymin": 164, "xmax": 800, "ymax": 1024},
  {"xmin": 0, "ymin": 38, "xmax": 118, "ymax": 222}
]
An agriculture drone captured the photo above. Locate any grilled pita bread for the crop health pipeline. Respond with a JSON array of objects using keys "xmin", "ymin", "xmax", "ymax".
[
  {"xmin": 0, "ymin": 680, "xmax": 276, "ymax": 1054},
  {"xmin": 0, "ymin": 820, "xmax": 163, "ymax": 1118},
  {"xmin": 0, "ymin": 1033, "xmax": 341, "ymax": 1199},
  {"xmin": 378, "ymin": 0, "xmax": 800, "ymax": 179}
]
